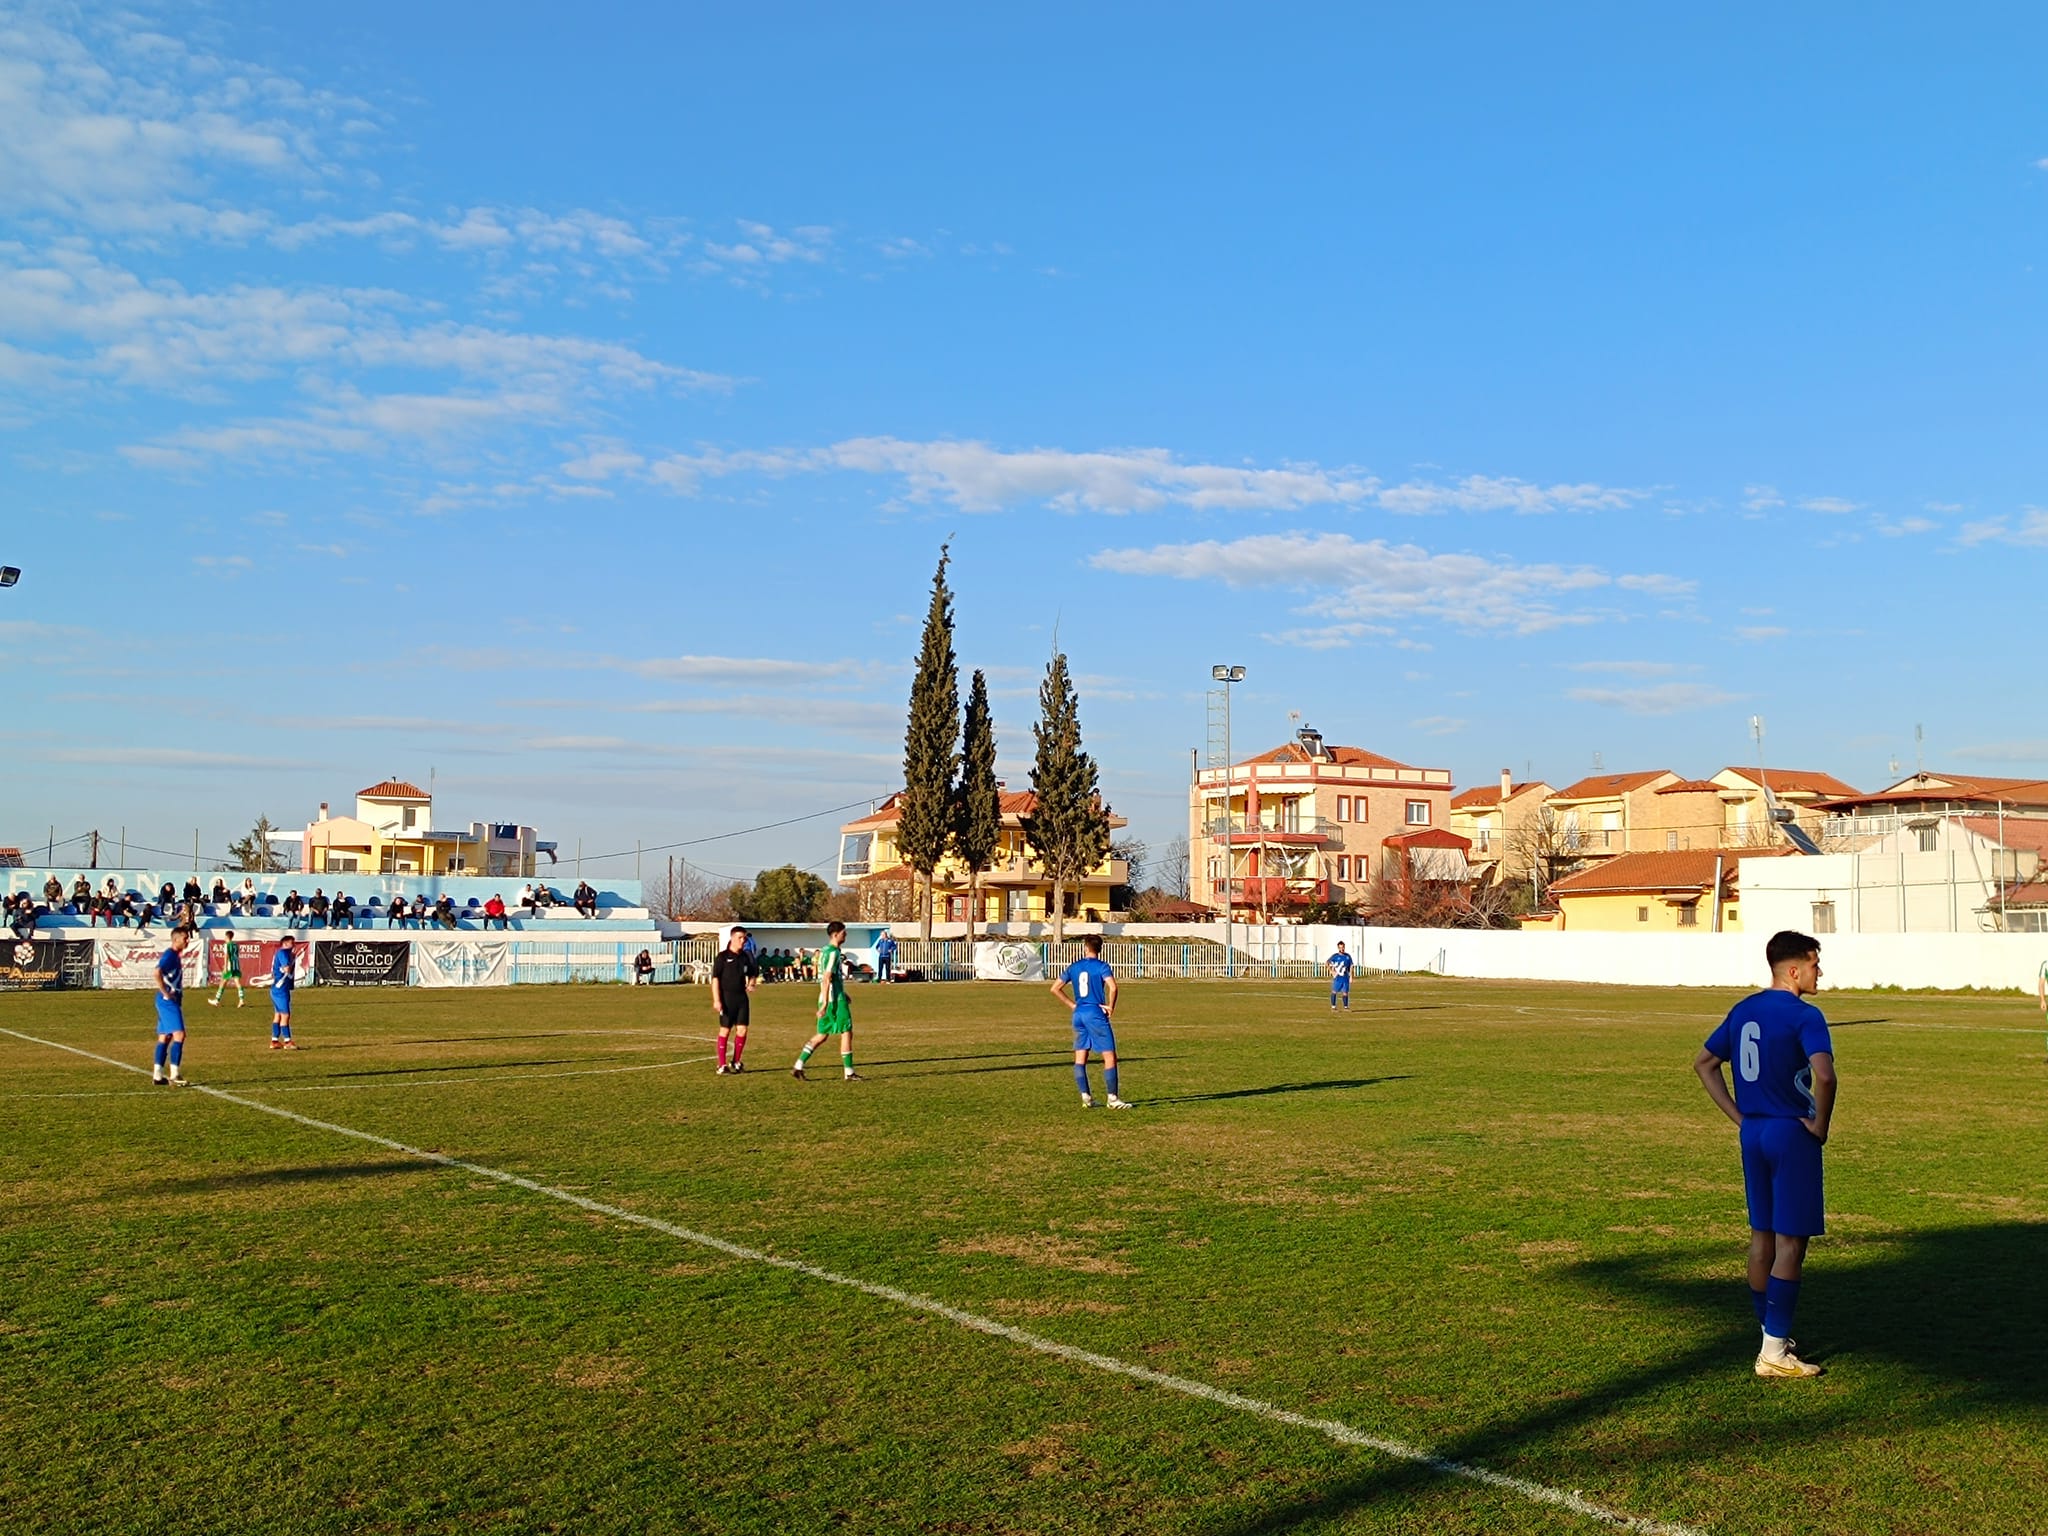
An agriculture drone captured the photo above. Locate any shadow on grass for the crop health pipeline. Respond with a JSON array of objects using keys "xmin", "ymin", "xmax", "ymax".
[
  {"xmin": 1195, "ymin": 1221, "xmax": 2048, "ymax": 1535},
  {"xmin": 1146, "ymin": 1076, "xmax": 1413, "ymax": 1106},
  {"xmin": 314, "ymin": 1057, "xmax": 593, "ymax": 1079},
  {"xmin": 135, "ymin": 1159, "xmax": 429, "ymax": 1195},
  {"xmin": 866, "ymin": 1050, "xmax": 1069, "ymax": 1068},
  {"xmin": 887, "ymin": 1056, "xmax": 1182, "ymax": 1078}
]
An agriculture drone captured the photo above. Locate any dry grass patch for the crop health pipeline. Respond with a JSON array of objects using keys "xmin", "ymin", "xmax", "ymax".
[
  {"xmin": 552, "ymin": 1353, "xmax": 643, "ymax": 1391},
  {"xmin": 942, "ymin": 1233, "xmax": 1134, "ymax": 1275},
  {"xmin": 984, "ymin": 1297, "xmax": 1126, "ymax": 1317}
]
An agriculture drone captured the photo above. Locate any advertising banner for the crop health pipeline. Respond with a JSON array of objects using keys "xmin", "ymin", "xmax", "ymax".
[
  {"xmin": 0, "ymin": 939, "xmax": 92, "ymax": 991},
  {"xmin": 314, "ymin": 939, "xmax": 410, "ymax": 987},
  {"xmin": 973, "ymin": 939, "xmax": 1046, "ymax": 982},
  {"xmin": 98, "ymin": 938, "xmax": 184, "ymax": 989},
  {"xmin": 413, "ymin": 939, "xmax": 513, "ymax": 988},
  {"xmin": 207, "ymin": 936, "xmax": 307, "ymax": 988}
]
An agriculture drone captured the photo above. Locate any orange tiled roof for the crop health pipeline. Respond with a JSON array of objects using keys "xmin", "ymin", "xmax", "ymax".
[
  {"xmin": 358, "ymin": 779, "xmax": 429, "ymax": 800},
  {"xmin": 1552, "ymin": 770, "xmax": 1673, "ymax": 801},
  {"xmin": 1717, "ymin": 766, "xmax": 1861, "ymax": 797},
  {"xmin": 1817, "ymin": 773, "xmax": 2048, "ymax": 811},
  {"xmin": 1656, "ymin": 778, "xmax": 1723, "ymax": 794},
  {"xmin": 1450, "ymin": 780, "xmax": 1547, "ymax": 810},
  {"xmin": 1547, "ymin": 846, "xmax": 1785, "ymax": 896},
  {"xmin": 1240, "ymin": 742, "xmax": 1419, "ymax": 771}
]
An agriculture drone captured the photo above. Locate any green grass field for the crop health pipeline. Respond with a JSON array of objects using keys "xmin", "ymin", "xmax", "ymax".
[{"xmin": 3, "ymin": 975, "xmax": 2043, "ymax": 1535}]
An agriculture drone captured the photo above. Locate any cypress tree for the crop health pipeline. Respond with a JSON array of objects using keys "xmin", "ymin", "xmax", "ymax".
[
  {"xmin": 1022, "ymin": 649, "xmax": 1110, "ymax": 943},
  {"xmin": 951, "ymin": 668, "xmax": 1001, "ymax": 948},
  {"xmin": 898, "ymin": 545, "xmax": 960, "ymax": 940}
]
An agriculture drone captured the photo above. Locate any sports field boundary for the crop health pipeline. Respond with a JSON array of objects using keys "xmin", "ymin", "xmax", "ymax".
[{"xmin": 2, "ymin": 1025, "xmax": 1708, "ymax": 1536}]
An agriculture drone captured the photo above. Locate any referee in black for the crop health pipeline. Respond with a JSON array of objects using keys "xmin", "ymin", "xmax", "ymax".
[{"xmin": 711, "ymin": 926, "xmax": 759, "ymax": 1074}]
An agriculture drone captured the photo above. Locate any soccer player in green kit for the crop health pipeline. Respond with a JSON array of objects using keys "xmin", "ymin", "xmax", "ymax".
[
  {"xmin": 207, "ymin": 928, "xmax": 247, "ymax": 1008},
  {"xmin": 792, "ymin": 920, "xmax": 861, "ymax": 1081}
]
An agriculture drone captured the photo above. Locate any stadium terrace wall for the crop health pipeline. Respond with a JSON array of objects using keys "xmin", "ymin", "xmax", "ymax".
[
  {"xmin": 74, "ymin": 933, "xmax": 671, "ymax": 988},
  {"xmin": 0, "ymin": 869, "xmax": 644, "ymax": 908}
]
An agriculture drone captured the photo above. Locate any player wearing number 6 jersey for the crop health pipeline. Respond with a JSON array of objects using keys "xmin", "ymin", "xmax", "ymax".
[
  {"xmin": 1694, "ymin": 930, "xmax": 1837, "ymax": 1380},
  {"xmin": 1052, "ymin": 933, "xmax": 1128, "ymax": 1109}
]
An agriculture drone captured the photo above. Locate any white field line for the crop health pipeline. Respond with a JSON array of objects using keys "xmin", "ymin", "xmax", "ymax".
[{"xmin": 0, "ymin": 1025, "xmax": 1706, "ymax": 1536}]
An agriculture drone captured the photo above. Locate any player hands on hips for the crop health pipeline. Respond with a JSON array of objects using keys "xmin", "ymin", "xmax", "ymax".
[
  {"xmin": 1694, "ymin": 930, "xmax": 1838, "ymax": 1380},
  {"xmin": 1052, "ymin": 933, "xmax": 1129, "ymax": 1109}
]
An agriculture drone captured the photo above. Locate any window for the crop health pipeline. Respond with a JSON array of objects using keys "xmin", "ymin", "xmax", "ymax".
[
  {"xmin": 1636, "ymin": 905, "xmax": 1650, "ymax": 923},
  {"xmin": 1676, "ymin": 904, "xmax": 1698, "ymax": 927},
  {"xmin": 1916, "ymin": 826, "xmax": 1939, "ymax": 853},
  {"xmin": 402, "ymin": 806, "xmax": 418, "ymax": 828},
  {"xmin": 1811, "ymin": 901, "xmax": 1836, "ymax": 934},
  {"xmin": 1336, "ymin": 796, "xmax": 1349, "ymax": 822},
  {"xmin": 1666, "ymin": 831, "xmax": 1679, "ymax": 851},
  {"xmin": 1206, "ymin": 856, "xmax": 1220, "ymax": 881},
  {"xmin": 1474, "ymin": 829, "xmax": 1491, "ymax": 853},
  {"xmin": 1406, "ymin": 800, "xmax": 1430, "ymax": 826},
  {"xmin": 1336, "ymin": 856, "xmax": 1349, "ymax": 881},
  {"xmin": 327, "ymin": 856, "xmax": 359, "ymax": 872},
  {"xmin": 1726, "ymin": 907, "xmax": 1738, "ymax": 923}
]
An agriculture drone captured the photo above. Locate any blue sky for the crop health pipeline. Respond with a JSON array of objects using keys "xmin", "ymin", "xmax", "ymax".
[{"xmin": 4, "ymin": 1, "xmax": 2046, "ymax": 882}]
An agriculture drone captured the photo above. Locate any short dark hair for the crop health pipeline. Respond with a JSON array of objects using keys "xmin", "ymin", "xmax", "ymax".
[
  {"xmin": 1765, "ymin": 930, "xmax": 1820, "ymax": 969},
  {"xmin": 826, "ymin": 920, "xmax": 847, "ymax": 938},
  {"xmin": 1082, "ymin": 933, "xmax": 1104, "ymax": 954}
]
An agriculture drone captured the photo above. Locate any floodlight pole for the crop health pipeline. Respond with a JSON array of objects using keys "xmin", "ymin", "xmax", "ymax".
[{"xmin": 1212, "ymin": 665, "xmax": 1244, "ymax": 977}]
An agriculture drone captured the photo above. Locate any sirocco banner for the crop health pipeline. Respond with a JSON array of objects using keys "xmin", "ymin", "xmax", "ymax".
[
  {"xmin": 314, "ymin": 939, "xmax": 410, "ymax": 986},
  {"xmin": 0, "ymin": 938, "xmax": 92, "ymax": 991},
  {"xmin": 208, "ymin": 936, "xmax": 307, "ymax": 988}
]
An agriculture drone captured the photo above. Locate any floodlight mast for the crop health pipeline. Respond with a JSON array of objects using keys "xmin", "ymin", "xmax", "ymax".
[
  {"xmin": 1211, "ymin": 664, "xmax": 1244, "ymax": 975},
  {"xmin": 0, "ymin": 566, "xmax": 20, "ymax": 588}
]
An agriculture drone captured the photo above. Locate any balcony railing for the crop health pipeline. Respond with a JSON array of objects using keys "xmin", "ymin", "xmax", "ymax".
[{"xmin": 1203, "ymin": 816, "xmax": 1343, "ymax": 843}]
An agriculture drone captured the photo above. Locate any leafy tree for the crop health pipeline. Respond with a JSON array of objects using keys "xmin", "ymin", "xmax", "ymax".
[
  {"xmin": 898, "ymin": 545, "xmax": 960, "ymax": 941},
  {"xmin": 225, "ymin": 814, "xmax": 289, "ymax": 873},
  {"xmin": 950, "ymin": 667, "xmax": 1001, "ymax": 947},
  {"xmin": 737, "ymin": 865, "xmax": 831, "ymax": 923},
  {"xmin": 1022, "ymin": 649, "xmax": 1110, "ymax": 943}
]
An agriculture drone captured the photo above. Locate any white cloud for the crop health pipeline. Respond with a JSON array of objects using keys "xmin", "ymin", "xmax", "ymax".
[
  {"xmin": 1564, "ymin": 660, "xmax": 1684, "ymax": 677},
  {"xmin": 622, "ymin": 654, "xmax": 865, "ymax": 684},
  {"xmin": 42, "ymin": 746, "xmax": 307, "ymax": 769},
  {"xmin": 1742, "ymin": 485, "xmax": 1785, "ymax": 512},
  {"xmin": 1092, "ymin": 531, "xmax": 1684, "ymax": 635},
  {"xmin": 1958, "ymin": 509, "xmax": 2048, "ymax": 548},
  {"xmin": 1376, "ymin": 474, "xmax": 1645, "ymax": 516},
  {"xmin": 1736, "ymin": 625, "xmax": 1789, "ymax": 641},
  {"xmin": 1874, "ymin": 515, "xmax": 1938, "ymax": 537},
  {"xmin": 1799, "ymin": 496, "xmax": 1861, "ymax": 515},
  {"xmin": 1566, "ymin": 683, "xmax": 1739, "ymax": 716}
]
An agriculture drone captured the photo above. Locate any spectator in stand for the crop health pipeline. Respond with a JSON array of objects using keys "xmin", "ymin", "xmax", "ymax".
[
  {"xmin": 43, "ymin": 875, "xmax": 63, "ymax": 908},
  {"xmin": 183, "ymin": 877, "xmax": 203, "ymax": 907},
  {"xmin": 210, "ymin": 878, "xmax": 231, "ymax": 908},
  {"xmin": 159, "ymin": 881, "xmax": 178, "ymax": 914},
  {"xmin": 103, "ymin": 876, "xmax": 121, "ymax": 901},
  {"xmin": 282, "ymin": 890, "xmax": 304, "ymax": 928},
  {"xmin": 413, "ymin": 893, "xmax": 432, "ymax": 929},
  {"xmin": 517, "ymin": 882, "xmax": 536, "ymax": 917},
  {"xmin": 574, "ymin": 880, "xmax": 599, "ymax": 918},
  {"xmin": 308, "ymin": 889, "xmax": 329, "ymax": 927},
  {"xmin": 435, "ymin": 894, "xmax": 459, "ymax": 929},
  {"xmin": 483, "ymin": 893, "xmax": 509, "ymax": 930},
  {"xmin": 129, "ymin": 894, "xmax": 153, "ymax": 933},
  {"xmin": 533, "ymin": 883, "xmax": 556, "ymax": 911},
  {"xmin": 387, "ymin": 895, "xmax": 408, "ymax": 928},
  {"xmin": 71, "ymin": 874, "xmax": 92, "ymax": 911},
  {"xmin": 633, "ymin": 947, "xmax": 655, "ymax": 984},
  {"xmin": 237, "ymin": 876, "xmax": 258, "ymax": 914},
  {"xmin": 331, "ymin": 892, "xmax": 356, "ymax": 929},
  {"xmin": 8, "ymin": 893, "xmax": 36, "ymax": 939}
]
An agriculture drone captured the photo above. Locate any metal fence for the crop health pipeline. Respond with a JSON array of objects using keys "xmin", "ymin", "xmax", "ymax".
[{"xmin": 890, "ymin": 938, "xmax": 1333, "ymax": 981}]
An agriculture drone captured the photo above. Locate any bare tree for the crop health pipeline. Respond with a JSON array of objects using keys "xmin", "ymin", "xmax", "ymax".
[
  {"xmin": 1157, "ymin": 835, "xmax": 1191, "ymax": 901},
  {"xmin": 645, "ymin": 860, "xmax": 741, "ymax": 922},
  {"xmin": 1504, "ymin": 805, "xmax": 1587, "ymax": 908}
]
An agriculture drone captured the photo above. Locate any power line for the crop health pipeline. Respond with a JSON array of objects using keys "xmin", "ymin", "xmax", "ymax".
[{"xmin": 572, "ymin": 792, "xmax": 887, "ymax": 866}]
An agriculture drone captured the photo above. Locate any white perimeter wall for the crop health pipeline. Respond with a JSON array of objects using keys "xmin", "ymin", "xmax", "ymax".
[{"xmin": 895, "ymin": 920, "xmax": 2048, "ymax": 992}]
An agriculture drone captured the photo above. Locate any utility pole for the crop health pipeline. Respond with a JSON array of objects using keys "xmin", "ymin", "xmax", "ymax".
[
  {"xmin": 1211, "ymin": 664, "xmax": 1245, "ymax": 977},
  {"xmin": 90, "ymin": 830, "xmax": 99, "ymax": 869}
]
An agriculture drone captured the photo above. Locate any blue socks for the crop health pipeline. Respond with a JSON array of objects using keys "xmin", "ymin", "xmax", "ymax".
[
  {"xmin": 1763, "ymin": 1276, "xmax": 1800, "ymax": 1339},
  {"xmin": 168, "ymin": 1039, "xmax": 183, "ymax": 1069},
  {"xmin": 1104, "ymin": 1065, "xmax": 1119, "ymax": 1098},
  {"xmin": 1074, "ymin": 1061, "xmax": 1091, "ymax": 1096},
  {"xmin": 272, "ymin": 1021, "xmax": 281, "ymax": 1041},
  {"xmin": 153, "ymin": 1040, "xmax": 168, "ymax": 1069},
  {"xmin": 1750, "ymin": 1287, "xmax": 1768, "ymax": 1325}
]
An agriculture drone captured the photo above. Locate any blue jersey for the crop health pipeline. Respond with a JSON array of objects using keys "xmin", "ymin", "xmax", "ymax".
[
  {"xmin": 156, "ymin": 946, "xmax": 184, "ymax": 999},
  {"xmin": 876, "ymin": 934, "xmax": 896, "ymax": 958},
  {"xmin": 271, "ymin": 949, "xmax": 295, "ymax": 993},
  {"xmin": 1062, "ymin": 957, "xmax": 1115, "ymax": 1019},
  {"xmin": 1705, "ymin": 989, "xmax": 1833, "ymax": 1120},
  {"xmin": 1329, "ymin": 952, "xmax": 1354, "ymax": 981}
]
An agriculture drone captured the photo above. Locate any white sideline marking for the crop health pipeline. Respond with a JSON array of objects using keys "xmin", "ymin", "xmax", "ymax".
[{"xmin": 1, "ymin": 1026, "xmax": 1705, "ymax": 1536}]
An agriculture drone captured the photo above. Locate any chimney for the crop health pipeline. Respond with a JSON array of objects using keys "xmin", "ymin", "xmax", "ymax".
[
  {"xmin": 1500, "ymin": 768, "xmax": 1513, "ymax": 801},
  {"xmin": 1297, "ymin": 724, "xmax": 1325, "ymax": 758},
  {"xmin": 318, "ymin": 802, "xmax": 329, "ymax": 821}
]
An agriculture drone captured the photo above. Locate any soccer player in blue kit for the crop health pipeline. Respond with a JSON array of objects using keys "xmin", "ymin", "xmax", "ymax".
[
  {"xmin": 1051, "ymin": 933, "xmax": 1130, "ymax": 1109},
  {"xmin": 1694, "ymin": 930, "xmax": 1838, "ymax": 1379},
  {"xmin": 151, "ymin": 926, "xmax": 194, "ymax": 1087},
  {"xmin": 1328, "ymin": 940, "xmax": 1354, "ymax": 1011},
  {"xmin": 269, "ymin": 933, "xmax": 299, "ymax": 1050}
]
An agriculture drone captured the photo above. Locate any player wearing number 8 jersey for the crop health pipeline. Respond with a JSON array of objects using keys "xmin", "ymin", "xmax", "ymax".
[{"xmin": 1694, "ymin": 930, "xmax": 1837, "ymax": 1380}]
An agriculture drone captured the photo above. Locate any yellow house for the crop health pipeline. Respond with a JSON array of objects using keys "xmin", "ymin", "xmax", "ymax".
[
  {"xmin": 1449, "ymin": 771, "xmax": 1554, "ymax": 884},
  {"xmin": 301, "ymin": 779, "xmax": 546, "ymax": 877},
  {"xmin": 1539, "ymin": 848, "xmax": 1789, "ymax": 932},
  {"xmin": 839, "ymin": 790, "xmax": 1127, "ymax": 924},
  {"xmin": 1710, "ymin": 767, "xmax": 1860, "ymax": 848}
]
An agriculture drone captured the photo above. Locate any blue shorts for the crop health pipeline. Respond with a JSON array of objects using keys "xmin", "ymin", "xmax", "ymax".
[
  {"xmin": 1072, "ymin": 1013, "xmax": 1116, "ymax": 1054},
  {"xmin": 1739, "ymin": 1115, "xmax": 1826, "ymax": 1237},
  {"xmin": 154, "ymin": 999, "xmax": 185, "ymax": 1035},
  {"xmin": 270, "ymin": 988, "xmax": 292, "ymax": 1015},
  {"xmin": 1331, "ymin": 977, "xmax": 1350, "ymax": 992}
]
